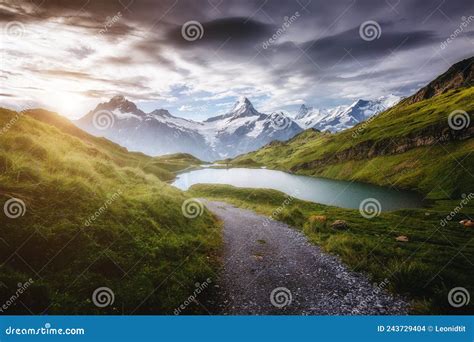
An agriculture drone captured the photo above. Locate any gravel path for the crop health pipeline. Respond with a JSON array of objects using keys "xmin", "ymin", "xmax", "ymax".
[{"xmin": 204, "ymin": 200, "xmax": 409, "ymax": 315}]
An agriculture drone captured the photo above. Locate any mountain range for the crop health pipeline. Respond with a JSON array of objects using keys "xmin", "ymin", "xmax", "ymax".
[
  {"xmin": 229, "ymin": 56, "xmax": 474, "ymax": 198},
  {"xmin": 295, "ymin": 95, "xmax": 401, "ymax": 132},
  {"xmin": 75, "ymin": 94, "xmax": 400, "ymax": 161},
  {"xmin": 76, "ymin": 96, "xmax": 303, "ymax": 161}
]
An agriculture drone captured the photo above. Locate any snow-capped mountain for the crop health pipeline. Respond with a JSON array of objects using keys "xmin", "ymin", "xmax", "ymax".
[
  {"xmin": 296, "ymin": 95, "xmax": 401, "ymax": 132},
  {"xmin": 75, "ymin": 95, "xmax": 217, "ymax": 160},
  {"xmin": 75, "ymin": 96, "xmax": 302, "ymax": 161},
  {"xmin": 200, "ymin": 97, "xmax": 303, "ymax": 158}
]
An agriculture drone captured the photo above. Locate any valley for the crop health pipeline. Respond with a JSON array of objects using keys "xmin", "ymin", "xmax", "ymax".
[
  {"xmin": 0, "ymin": 56, "xmax": 472, "ymax": 316},
  {"xmin": 229, "ymin": 58, "xmax": 474, "ymax": 199}
]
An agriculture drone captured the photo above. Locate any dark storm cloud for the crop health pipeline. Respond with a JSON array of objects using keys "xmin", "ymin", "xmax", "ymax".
[
  {"xmin": 300, "ymin": 26, "xmax": 440, "ymax": 67},
  {"xmin": 2, "ymin": 0, "xmax": 473, "ymax": 109},
  {"xmin": 167, "ymin": 17, "xmax": 274, "ymax": 47}
]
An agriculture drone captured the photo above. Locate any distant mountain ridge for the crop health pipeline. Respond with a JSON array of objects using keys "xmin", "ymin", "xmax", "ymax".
[
  {"xmin": 75, "ymin": 96, "xmax": 303, "ymax": 161},
  {"xmin": 295, "ymin": 95, "xmax": 401, "ymax": 132},
  {"xmin": 228, "ymin": 57, "xmax": 474, "ymax": 198}
]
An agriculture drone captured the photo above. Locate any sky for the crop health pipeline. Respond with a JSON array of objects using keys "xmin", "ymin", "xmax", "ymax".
[{"xmin": 0, "ymin": 0, "xmax": 473, "ymax": 120}]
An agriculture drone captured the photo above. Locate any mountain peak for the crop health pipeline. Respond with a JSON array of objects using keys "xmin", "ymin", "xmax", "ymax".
[
  {"xmin": 403, "ymin": 56, "xmax": 473, "ymax": 105},
  {"xmin": 227, "ymin": 96, "xmax": 259, "ymax": 118},
  {"xmin": 231, "ymin": 96, "xmax": 254, "ymax": 112},
  {"xmin": 109, "ymin": 95, "xmax": 127, "ymax": 103},
  {"xmin": 90, "ymin": 95, "xmax": 141, "ymax": 116},
  {"xmin": 295, "ymin": 104, "xmax": 312, "ymax": 120},
  {"xmin": 149, "ymin": 108, "xmax": 174, "ymax": 118}
]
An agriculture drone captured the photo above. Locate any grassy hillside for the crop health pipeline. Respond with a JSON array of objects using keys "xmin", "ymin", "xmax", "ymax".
[
  {"xmin": 190, "ymin": 184, "xmax": 474, "ymax": 314},
  {"xmin": 25, "ymin": 109, "xmax": 205, "ymax": 181},
  {"xmin": 0, "ymin": 108, "xmax": 221, "ymax": 314},
  {"xmin": 154, "ymin": 153, "xmax": 206, "ymax": 173},
  {"xmin": 231, "ymin": 87, "xmax": 474, "ymax": 199}
]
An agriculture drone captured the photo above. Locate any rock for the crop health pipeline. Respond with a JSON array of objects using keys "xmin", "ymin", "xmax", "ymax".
[
  {"xmin": 459, "ymin": 219, "xmax": 474, "ymax": 228},
  {"xmin": 331, "ymin": 220, "xmax": 349, "ymax": 230},
  {"xmin": 395, "ymin": 235, "xmax": 409, "ymax": 242},
  {"xmin": 309, "ymin": 215, "xmax": 327, "ymax": 223}
]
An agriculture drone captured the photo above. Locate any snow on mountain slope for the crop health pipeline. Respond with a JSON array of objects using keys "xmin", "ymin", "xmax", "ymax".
[
  {"xmin": 75, "ymin": 96, "xmax": 302, "ymax": 161},
  {"xmin": 75, "ymin": 96, "xmax": 216, "ymax": 161},
  {"xmin": 296, "ymin": 95, "xmax": 401, "ymax": 132},
  {"xmin": 74, "ymin": 94, "xmax": 398, "ymax": 161},
  {"xmin": 199, "ymin": 97, "xmax": 302, "ymax": 157}
]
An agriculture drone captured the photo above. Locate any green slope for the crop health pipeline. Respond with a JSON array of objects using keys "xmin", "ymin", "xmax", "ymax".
[
  {"xmin": 190, "ymin": 184, "xmax": 474, "ymax": 314},
  {"xmin": 231, "ymin": 87, "xmax": 474, "ymax": 199},
  {"xmin": 0, "ymin": 108, "xmax": 220, "ymax": 314},
  {"xmin": 154, "ymin": 153, "xmax": 207, "ymax": 173}
]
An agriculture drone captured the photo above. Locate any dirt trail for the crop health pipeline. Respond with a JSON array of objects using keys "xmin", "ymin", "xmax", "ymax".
[{"xmin": 204, "ymin": 200, "xmax": 408, "ymax": 315}]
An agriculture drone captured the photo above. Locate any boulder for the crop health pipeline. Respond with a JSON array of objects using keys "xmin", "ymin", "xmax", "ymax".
[
  {"xmin": 331, "ymin": 220, "xmax": 349, "ymax": 230},
  {"xmin": 459, "ymin": 219, "xmax": 474, "ymax": 228},
  {"xmin": 309, "ymin": 215, "xmax": 327, "ymax": 223},
  {"xmin": 395, "ymin": 235, "xmax": 409, "ymax": 242}
]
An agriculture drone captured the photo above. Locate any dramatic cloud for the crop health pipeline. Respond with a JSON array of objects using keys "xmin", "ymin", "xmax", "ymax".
[{"xmin": 0, "ymin": 0, "xmax": 473, "ymax": 119}]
